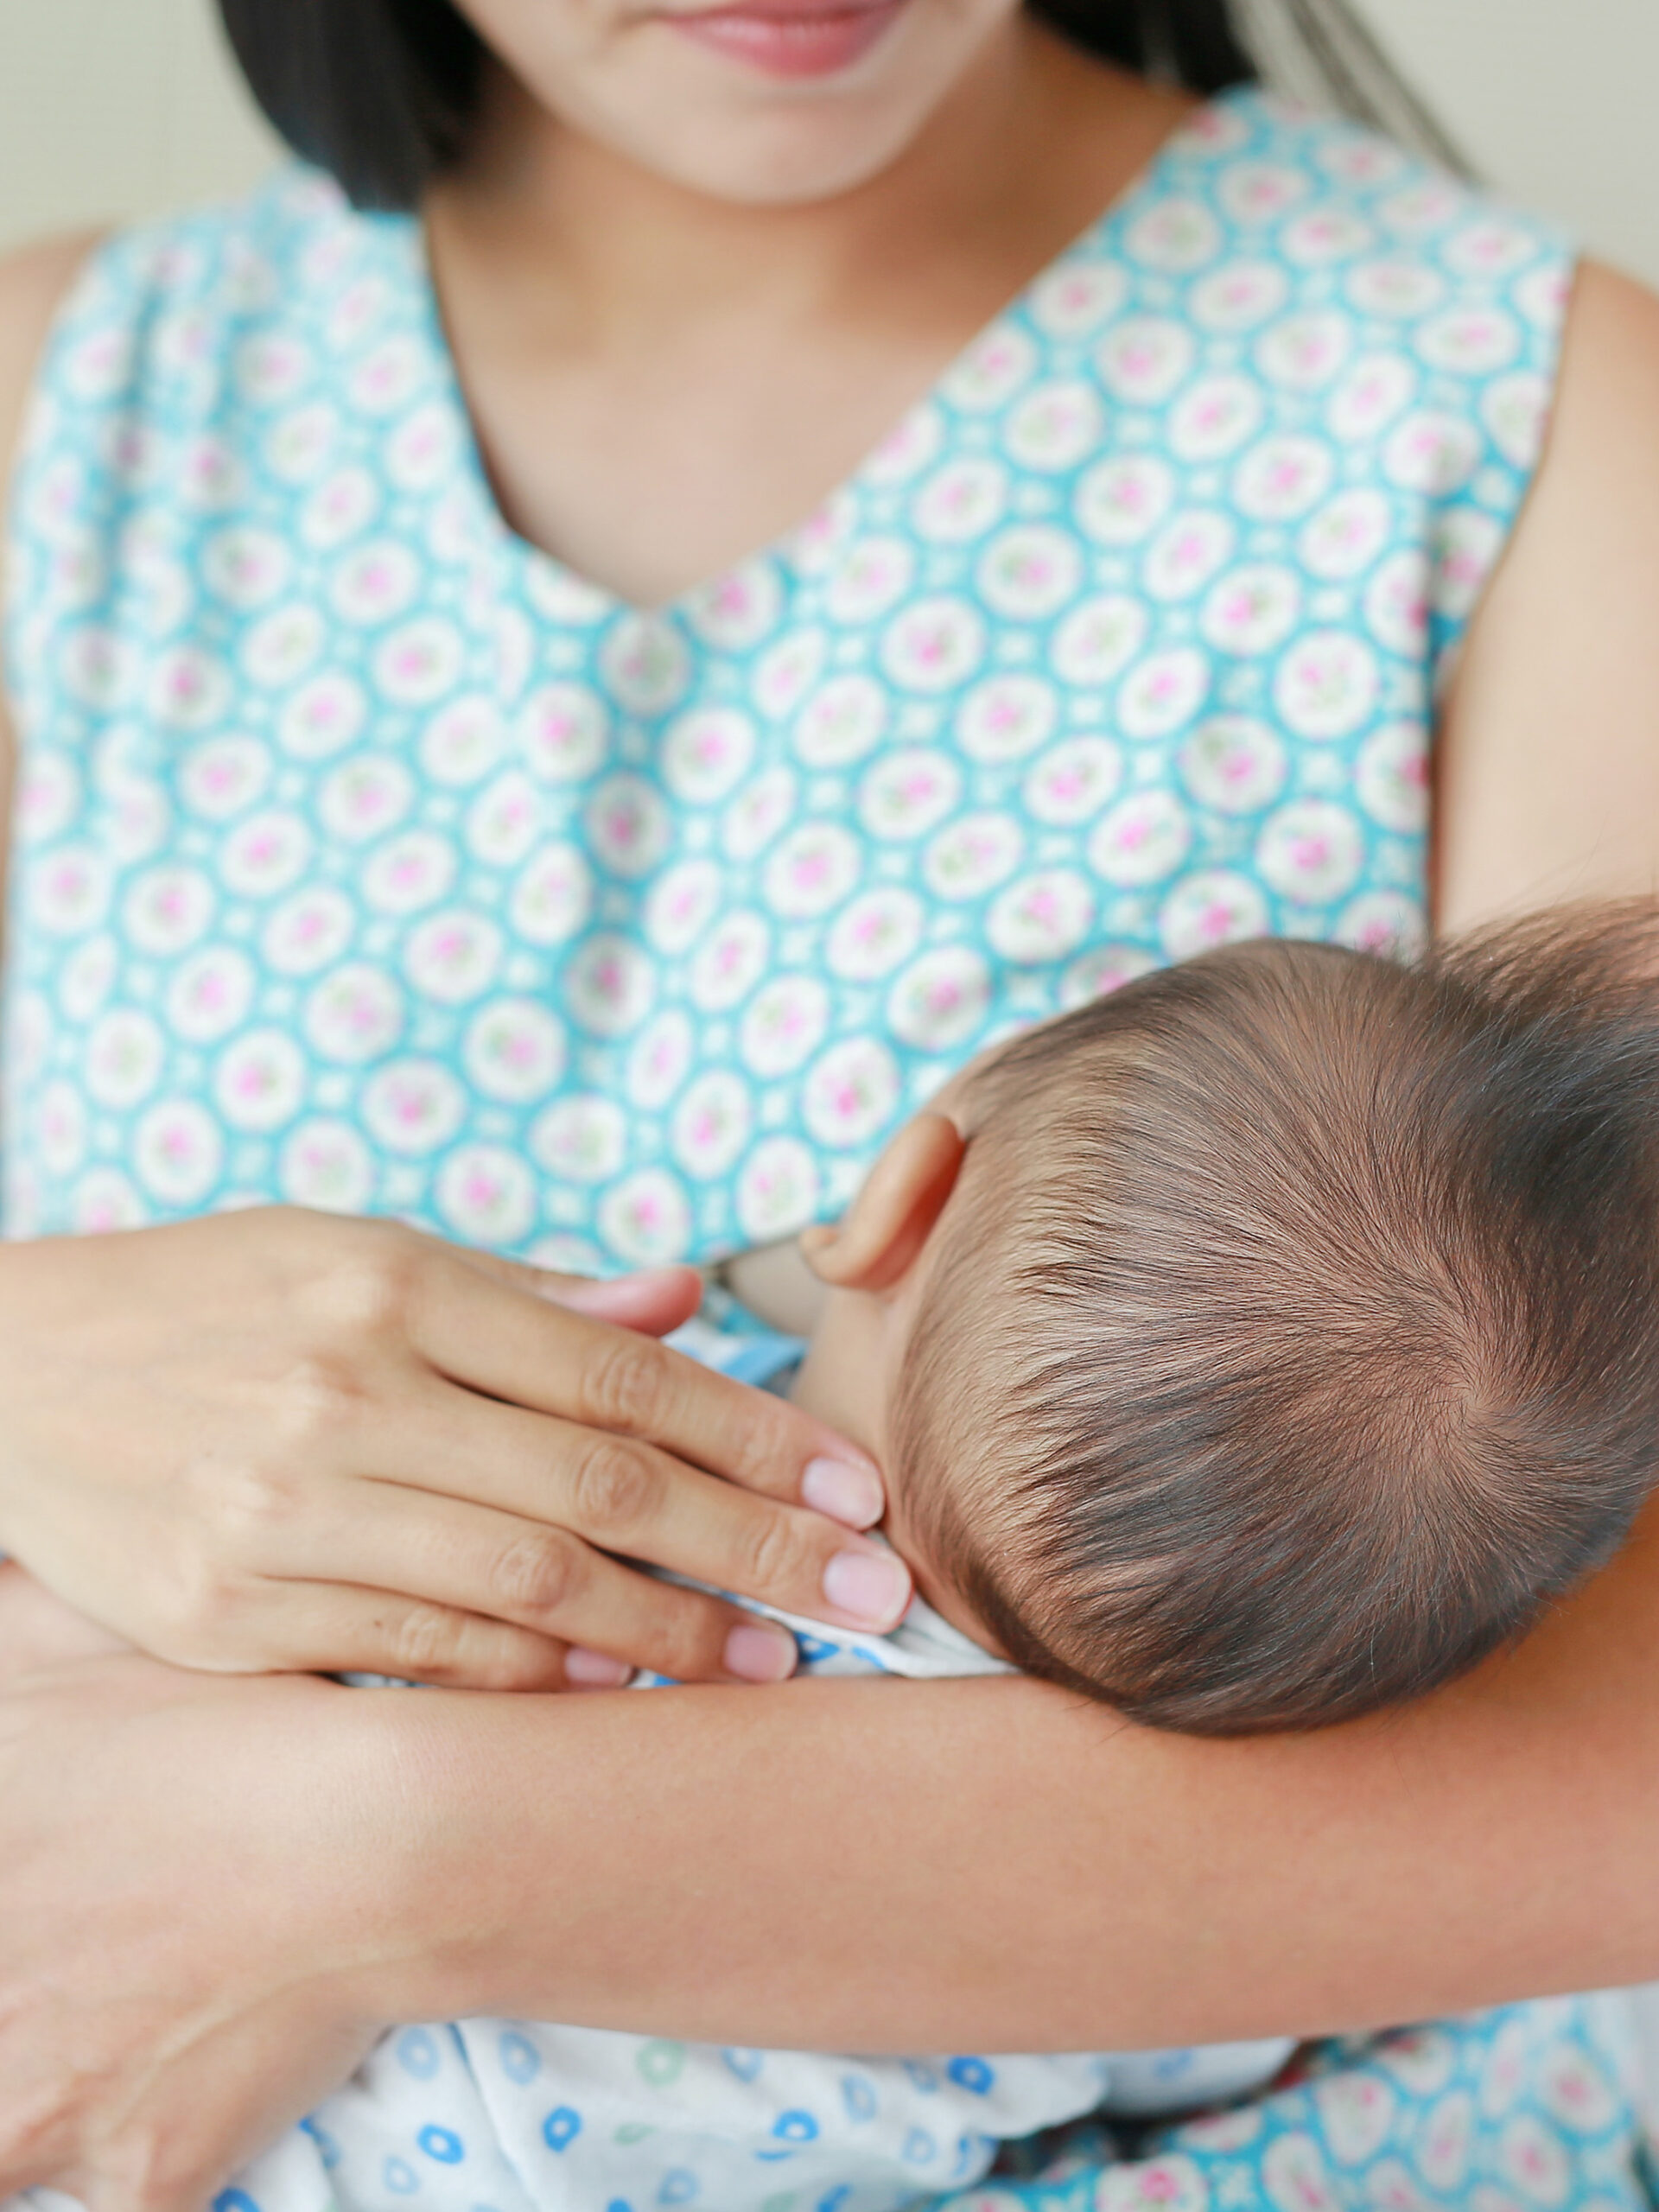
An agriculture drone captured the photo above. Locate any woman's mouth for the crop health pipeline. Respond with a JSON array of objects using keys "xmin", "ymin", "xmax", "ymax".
[{"xmin": 664, "ymin": 0, "xmax": 907, "ymax": 79}]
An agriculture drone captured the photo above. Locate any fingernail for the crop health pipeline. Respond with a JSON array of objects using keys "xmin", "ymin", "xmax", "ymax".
[
  {"xmin": 801, "ymin": 1456, "xmax": 885, "ymax": 1530},
  {"xmin": 822, "ymin": 1549, "xmax": 912, "ymax": 1630},
  {"xmin": 565, "ymin": 1648, "xmax": 634, "ymax": 1688},
  {"xmin": 724, "ymin": 1622, "xmax": 798, "ymax": 1683}
]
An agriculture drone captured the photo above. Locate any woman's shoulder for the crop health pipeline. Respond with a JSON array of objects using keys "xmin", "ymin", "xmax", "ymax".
[
  {"xmin": 11, "ymin": 168, "xmax": 416, "ymax": 443},
  {"xmin": 1148, "ymin": 85, "xmax": 1575, "ymax": 336}
]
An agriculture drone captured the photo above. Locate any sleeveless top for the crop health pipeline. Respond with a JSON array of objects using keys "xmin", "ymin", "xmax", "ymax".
[{"xmin": 0, "ymin": 90, "xmax": 1573, "ymax": 1270}]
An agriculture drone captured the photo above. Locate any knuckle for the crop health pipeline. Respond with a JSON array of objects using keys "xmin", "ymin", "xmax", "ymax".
[
  {"xmin": 305, "ymin": 1231, "xmax": 425, "ymax": 1342},
  {"xmin": 578, "ymin": 1336, "xmax": 665, "ymax": 1438},
  {"xmin": 734, "ymin": 1504, "xmax": 810, "ymax": 1599},
  {"xmin": 270, "ymin": 1351, "xmax": 372, "ymax": 1452},
  {"xmin": 387, "ymin": 1602, "xmax": 462, "ymax": 1680},
  {"xmin": 569, "ymin": 1439, "xmax": 663, "ymax": 1532},
  {"xmin": 213, "ymin": 1455, "xmax": 304, "ymax": 1541},
  {"xmin": 490, "ymin": 1529, "xmax": 586, "ymax": 1619}
]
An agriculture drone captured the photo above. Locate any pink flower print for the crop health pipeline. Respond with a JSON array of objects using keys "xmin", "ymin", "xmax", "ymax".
[
  {"xmin": 1257, "ymin": 799, "xmax": 1363, "ymax": 906},
  {"xmin": 1118, "ymin": 646, "xmax": 1211, "ymax": 741},
  {"xmin": 1100, "ymin": 317, "xmax": 1195, "ymax": 405},
  {"xmin": 888, "ymin": 949, "xmax": 989, "ymax": 1052},
  {"xmin": 764, "ymin": 823, "xmax": 861, "ymax": 921},
  {"xmin": 1259, "ymin": 312, "xmax": 1349, "ymax": 391},
  {"xmin": 858, "ymin": 747, "xmax": 962, "ymax": 841},
  {"xmin": 880, "ymin": 595, "xmax": 986, "ymax": 695},
  {"xmin": 803, "ymin": 1039, "xmax": 901, "ymax": 1149},
  {"xmin": 827, "ymin": 536, "xmax": 916, "ymax": 625},
  {"xmin": 585, "ymin": 773, "xmax": 670, "ymax": 880},
  {"xmin": 1179, "ymin": 717, "xmax": 1287, "ymax": 817},
  {"xmin": 135, "ymin": 1102, "xmax": 222, "ymax": 1205},
  {"xmin": 406, "ymin": 911, "xmax": 503, "ymax": 1007},
  {"xmin": 1274, "ymin": 633, "xmax": 1379, "ymax": 741},
  {"xmin": 17, "ymin": 757, "xmax": 78, "ymax": 845},
  {"xmin": 216, "ymin": 1034, "xmax": 307, "ymax": 1134},
  {"xmin": 564, "ymin": 933, "xmax": 653, "ymax": 1038},
  {"xmin": 598, "ymin": 1170, "xmax": 693, "ymax": 1267},
  {"xmin": 185, "ymin": 437, "xmax": 238, "ymax": 507},
  {"xmin": 36, "ymin": 849, "xmax": 108, "ymax": 934},
  {"xmin": 438, "ymin": 1147, "xmax": 537, "ymax": 1245},
  {"xmin": 332, "ymin": 540, "xmax": 420, "ymax": 626},
  {"xmin": 671, "ymin": 1074, "xmax": 751, "ymax": 1179},
  {"xmin": 979, "ymin": 524, "xmax": 1080, "ymax": 619},
  {"xmin": 1201, "ymin": 564, "xmax": 1302, "ymax": 658},
  {"xmin": 988, "ymin": 869, "xmax": 1094, "ymax": 963},
  {"xmin": 320, "ymin": 760, "xmax": 413, "ymax": 846},
  {"xmin": 740, "ymin": 976, "xmax": 830, "ymax": 1078},
  {"xmin": 600, "ymin": 614, "xmax": 691, "ymax": 715},
  {"xmin": 1077, "ymin": 455, "xmax": 1176, "ymax": 546},
  {"xmin": 303, "ymin": 964, "xmax": 404, "ymax": 1065},
  {"xmin": 662, "ymin": 705, "xmax": 756, "ymax": 803},
  {"xmin": 224, "ymin": 810, "xmax": 310, "ymax": 896},
  {"xmin": 521, "ymin": 683, "xmax": 607, "ymax": 785},
  {"xmin": 924, "ymin": 811, "xmax": 1024, "ymax": 899},
  {"xmin": 1159, "ymin": 872, "xmax": 1270, "ymax": 961},
  {"xmin": 1089, "ymin": 792, "xmax": 1193, "ymax": 891},
  {"xmin": 735, "ymin": 1137, "xmax": 817, "ymax": 1242},
  {"xmin": 825, "ymin": 889, "xmax": 923, "ymax": 982},
  {"xmin": 462, "ymin": 1002, "xmax": 565, "ymax": 1108}
]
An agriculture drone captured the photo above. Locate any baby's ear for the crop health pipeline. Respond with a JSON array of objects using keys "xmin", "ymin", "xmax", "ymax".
[{"xmin": 802, "ymin": 1114, "xmax": 968, "ymax": 1295}]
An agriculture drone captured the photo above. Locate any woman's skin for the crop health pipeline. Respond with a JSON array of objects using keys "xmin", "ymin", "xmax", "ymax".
[{"xmin": 1, "ymin": 0, "xmax": 1658, "ymax": 2201}]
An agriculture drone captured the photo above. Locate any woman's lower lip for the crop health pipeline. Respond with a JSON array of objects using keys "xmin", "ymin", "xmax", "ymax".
[{"xmin": 666, "ymin": 0, "xmax": 906, "ymax": 78}]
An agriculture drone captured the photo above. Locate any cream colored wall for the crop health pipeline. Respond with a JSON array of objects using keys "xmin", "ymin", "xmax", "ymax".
[{"xmin": 0, "ymin": 0, "xmax": 1655, "ymax": 280}]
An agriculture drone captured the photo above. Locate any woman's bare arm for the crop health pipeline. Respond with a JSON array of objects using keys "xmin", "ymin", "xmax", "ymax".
[
  {"xmin": 1436, "ymin": 261, "xmax": 1659, "ymax": 931},
  {"xmin": 377, "ymin": 1486, "xmax": 1659, "ymax": 2050},
  {"xmin": 346, "ymin": 261, "xmax": 1659, "ymax": 2052}
]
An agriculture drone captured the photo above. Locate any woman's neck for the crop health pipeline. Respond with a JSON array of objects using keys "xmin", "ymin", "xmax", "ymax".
[{"xmin": 421, "ymin": 33, "xmax": 1193, "ymax": 605}]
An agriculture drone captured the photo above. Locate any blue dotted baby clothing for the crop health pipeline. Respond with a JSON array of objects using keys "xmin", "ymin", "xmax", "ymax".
[{"xmin": 3, "ymin": 90, "xmax": 1569, "ymax": 1269}]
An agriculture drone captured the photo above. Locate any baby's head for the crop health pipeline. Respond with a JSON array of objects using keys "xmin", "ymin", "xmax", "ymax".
[{"xmin": 798, "ymin": 903, "xmax": 1659, "ymax": 1733}]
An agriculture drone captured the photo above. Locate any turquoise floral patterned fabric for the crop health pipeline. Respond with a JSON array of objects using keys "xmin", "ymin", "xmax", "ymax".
[
  {"xmin": 3, "ymin": 89, "xmax": 1570, "ymax": 1266},
  {"xmin": 938, "ymin": 2001, "xmax": 1649, "ymax": 2212},
  {"xmin": 4, "ymin": 79, "xmax": 1636, "ymax": 2212}
]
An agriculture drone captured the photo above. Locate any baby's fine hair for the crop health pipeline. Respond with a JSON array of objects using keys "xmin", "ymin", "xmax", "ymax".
[{"xmin": 893, "ymin": 904, "xmax": 1659, "ymax": 1734}]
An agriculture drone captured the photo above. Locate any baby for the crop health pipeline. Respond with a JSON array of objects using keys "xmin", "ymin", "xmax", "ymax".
[
  {"xmin": 796, "ymin": 895, "xmax": 1659, "ymax": 1734},
  {"xmin": 213, "ymin": 900, "xmax": 1659, "ymax": 2212}
]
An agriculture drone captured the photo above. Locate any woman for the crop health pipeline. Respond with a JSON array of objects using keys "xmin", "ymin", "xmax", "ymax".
[{"xmin": 1, "ymin": 0, "xmax": 1658, "ymax": 2204}]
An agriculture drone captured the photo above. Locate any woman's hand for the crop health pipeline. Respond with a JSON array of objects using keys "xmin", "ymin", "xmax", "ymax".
[
  {"xmin": 0, "ymin": 1564, "xmax": 406, "ymax": 2212},
  {"xmin": 0, "ymin": 1208, "xmax": 906, "ymax": 1688}
]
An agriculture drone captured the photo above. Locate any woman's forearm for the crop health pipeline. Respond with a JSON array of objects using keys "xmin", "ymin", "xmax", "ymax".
[{"xmin": 377, "ymin": 1498, "xmax": 1659, "ymax": 2051}]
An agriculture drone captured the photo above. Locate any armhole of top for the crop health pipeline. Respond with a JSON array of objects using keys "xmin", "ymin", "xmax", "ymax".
[{"xmin": 1426, "ymin": 225, "xmax": 1580, "ymax": 707}]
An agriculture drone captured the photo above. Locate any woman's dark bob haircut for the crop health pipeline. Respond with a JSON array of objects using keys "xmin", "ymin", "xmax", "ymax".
[{"xmin": 217, "ymin": 0, "xmax": 1464, "ymax": 213}]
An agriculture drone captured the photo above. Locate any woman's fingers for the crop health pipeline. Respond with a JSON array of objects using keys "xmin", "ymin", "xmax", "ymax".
[
  {"xmin": 378, "ymin": 1383, "xmax": 910, "ymax": 1637},
  {"xmin": 261, "ymin": 1479, "xmax": 801, "ymax": 1686},
  {"xmin": 450, "ymin": 1249, "xmax": 709, "ymax": 1338},
  {"xmin": 409, "ymin": 1247, "xmax": 887, "ymax": 1524},
  {"xmin": 226, "ymin": 1574, "xmax": 582, "ymax": 1691}
]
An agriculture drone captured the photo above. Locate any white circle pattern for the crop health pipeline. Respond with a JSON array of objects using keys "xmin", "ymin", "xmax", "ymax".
[{"xmin": 2, "ymin": 97, "xmax": 1571, "ymax": 1263}]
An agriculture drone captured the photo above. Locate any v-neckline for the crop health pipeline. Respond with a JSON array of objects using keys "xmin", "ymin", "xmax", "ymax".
[{"xmin": 411, "ymin": 84, "xmax": 1252, "ymax": 627}]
